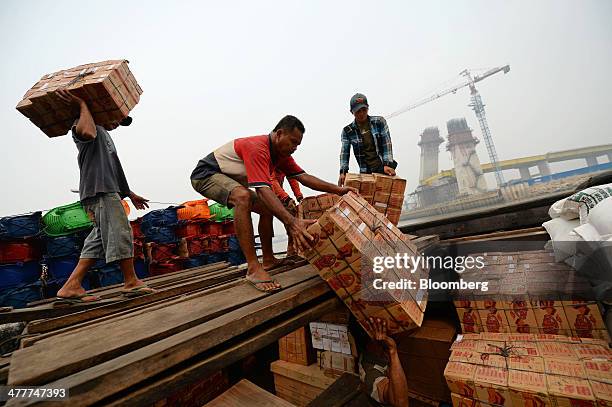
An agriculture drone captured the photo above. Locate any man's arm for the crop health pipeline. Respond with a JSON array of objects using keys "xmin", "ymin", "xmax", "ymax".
[
  {"xmin": 56, "ymin": 89, "xmax": 96, "ymax": 140},
  {"xmin": 255, "ymin": 187, "xmax": 314, "ymax": 252},
  {"xmin": 370, "ymin": 318, "xmax": 409, "ymax": 407},
  {"xmin": 339, "ymin": 128, "xmax": 351, "ymax": 185},
  {"xmin": 378, "ymin": 118, "xmax": 397, "ymax": 176},
  {"xmin": 287, "ymin": 177, "xmax": 303, "ymax": 201},
  {"xmin": 294, "ymin": 173, "xmax": 356, "ymax": 196}
]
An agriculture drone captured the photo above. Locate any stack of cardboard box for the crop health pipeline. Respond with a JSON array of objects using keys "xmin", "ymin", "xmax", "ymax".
[
  {"xmin": 310, "ymin": 321, "xmax": 358, "ymax": 378},
  {"xmin": 453, "ymin": 249, "xmax": 609, "ymax": 341},
  {"xmin": 302, "ymin": 191, "xmax": 427, "ymax": 338},
  {"xmin": 396, "ymin": 317, "xmax": 456, "ymax": 403},
  {"xmin": 444, "ymin": 333, "xmax": 612, "ymax": 407},
  {"xmin": 278, "ymin": 326, "xmax": 317, "ymax": 367},
  {"xmin": 297, "ymin": 193, "xmax": 340, "ymax": 220},
  {"xmin": 16, "ymin": 60, "xmax": 142, "ymax": 137},
  {"xmin": 343, "ymin": 173, "xmax": 406, "ymax": 225}
]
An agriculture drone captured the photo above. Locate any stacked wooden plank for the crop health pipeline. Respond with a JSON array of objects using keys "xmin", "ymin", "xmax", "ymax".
[
  {"xmin": 16, "ymin": 60, "xmax": 142, "ymax": 137},
  {"xmin": 2, "ymin": 257, "xmax": 344, "ymax": 406}
]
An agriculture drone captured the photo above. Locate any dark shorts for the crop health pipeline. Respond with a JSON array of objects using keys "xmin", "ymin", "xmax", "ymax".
[
  {"xmin": 191, "ymin": 173, "xmax": 255, "ymax": 208},
  {"xmin": 80, "ymin": 192, "xmax": 133, "ymax": 263}
]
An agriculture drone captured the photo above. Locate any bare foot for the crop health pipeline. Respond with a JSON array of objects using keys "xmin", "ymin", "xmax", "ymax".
[
  {"xmin": 123, "ymin": 279, "xmax": 148, "ymax": 290},
  {"xmin": 262, "ymin": 257, "xmax": 294, "ymax": 271},
  {"xmin": 57, "ymin": 283, "xmax": 87, "ymax": 299},
  {"xmin": 246, "ymin": 264, "xmax": 281, "ymax": 292}
]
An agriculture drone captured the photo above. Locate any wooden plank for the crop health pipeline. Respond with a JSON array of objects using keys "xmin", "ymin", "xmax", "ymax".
[
  {"xmin": 8, "ymin": 265, "xmax": 320, "ymax": 386},
  {"xmin": 102, "ymin": 296, "xmax": 340, "ymax": 407},
  {"xmin": 25, "ymin": 261, "xmax": 232, "ymax": 307},
  {"xmin": 6, "ymin": 281, "xmax": 337, "ymax": 406},
  {"xmin": 22, "ymin": 261, "xmax": 305, "ymax": 345},
  {"xmin": 271, "ymin": 360, "xmax": 336, "ymax": 390},
  {"xmin": 205, "ymin": 379, "xmax": 295, "ymax": 407},
  {"xmin": 413, "ymin": 235, "xmax": 439, "ymax": 251},
  {"xmin": 21, "ymin": 277, "xmax": 245, "ymax": 348},
  {"xmin": 439, "ymin": 226, "xmax": 547, "ymax": 245},
  {"xmin": 307, "ymin": 373, "xmax": 362, "ymax": 407},
  {"xmin": 26, "ymin": 267, "xmax": 244, "ymax": 334}
]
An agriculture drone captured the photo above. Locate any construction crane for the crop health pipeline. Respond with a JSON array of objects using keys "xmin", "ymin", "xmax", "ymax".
[{"xmin": 387, "ymin": 65, "xmax": 510, "ymax": 187}]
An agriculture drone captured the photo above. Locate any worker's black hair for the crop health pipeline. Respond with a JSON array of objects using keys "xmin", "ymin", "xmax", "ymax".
[{"xmin": 273, "ymin": 115, "xmax": 305, "ymax": 134}]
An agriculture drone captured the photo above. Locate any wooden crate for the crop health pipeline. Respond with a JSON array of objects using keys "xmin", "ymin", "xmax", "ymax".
[
  {"xmin": 279, "ymin": 326, "xmax": 316, "ymax": 366},
  {"xmin": 271, "ymin": 360, "xmax": 335, "ymax": 407}
]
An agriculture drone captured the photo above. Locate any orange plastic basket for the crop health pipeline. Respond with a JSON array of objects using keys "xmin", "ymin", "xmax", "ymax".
[{"xmin": 177, "ymin": 199, "xmax": 211, "ymax": 221}]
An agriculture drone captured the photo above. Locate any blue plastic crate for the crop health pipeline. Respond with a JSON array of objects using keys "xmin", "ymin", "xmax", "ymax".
[
  {"xmin": 43, "ymin": 256, "xmax": 79, "ymax": 281},
  {"xmin": 0, "ymin": 262, "xmax": 41, "ymax": 291},
  {"xmin": 45, "ymin": 234, "xmax": 85, "ymax": 258},
  {"xmin": 134, "ymin": 259, "xmax": 149, "ymax": 279},
  {"xmin": 227, "ymin": 236, "xmax": 246, "ymax": 265},
  {"xmin": 207, "ymin": 252, "xmax": 228, "ymax": 264},
  {"xmin": 143, "ymin": 226, "xmax": 177, "ymax": 244},
  {"xmin": 0, "ymin": 212, "xmax": 42, "ymax": 239},
  {"xmin": 184, "ymin": 254, "xmax": 209, "ymax": 269},
  {"xmin": 0, "ymin": 282, "xmax": 43, "ymax": 309},
  {"xmin": 95, "ymin": 263, "xmax": 124, "ymax": 287},
  {"xmin": 141, "ymin": 207, "xmax": 179, "ymax": 231}
]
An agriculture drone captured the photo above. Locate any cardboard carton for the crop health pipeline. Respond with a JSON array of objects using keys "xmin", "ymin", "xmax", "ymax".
[
  {"xmin": 16, "ymin": 60, "xmax": 142, "ymax": 137},
  {"xmin": 303, "ymin": 192, "xmax": 426, "ymax": 337},
  {"xmin": 318, "ymin": 350, "xmax": 357, "ymax": 377},
  {"xmin": 342, "ymin": 173, "xmax": 406, "ymax": 225},
  {"xmin": 278, "ymin": 326, "xmax": 316, "ymax": 366}
]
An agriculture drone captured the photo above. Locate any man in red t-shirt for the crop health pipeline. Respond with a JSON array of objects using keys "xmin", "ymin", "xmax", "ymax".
[{"xmin": 191, "ymin": 115, "xmax": 355, "ymax": 292}]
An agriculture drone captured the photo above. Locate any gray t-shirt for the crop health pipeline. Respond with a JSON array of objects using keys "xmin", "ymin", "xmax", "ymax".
[{"xmin": 73, "ymin": 125, "xmax": 130, "ymax": 201}]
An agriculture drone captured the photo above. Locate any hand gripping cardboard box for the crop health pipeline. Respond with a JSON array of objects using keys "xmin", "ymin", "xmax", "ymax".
[
  {"xmin": 297, "ymin": 193, "xmax": 341, "ymax": 220},
  {"xmin": 16, "ymin": 60, "xmax": 142, "ymax": 137},
  {"xmin": 445, "ymin": 333, "xmax": 612, "ymax": 407},
  {"xmin": 302, "ymin": 191, "xmax": 427, "ymax": 338}
]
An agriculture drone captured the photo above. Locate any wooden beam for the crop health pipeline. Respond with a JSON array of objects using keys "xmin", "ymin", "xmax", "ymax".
[
  {"xmin": 26, "ymin": 268, "xmax": 244, "ymax": 334},
  {"xmin": 439, "ymin": 226, "xmax": 547, "ymax": 245},
  {"xmin": 6, "ymin": 280, "xmax": 336, "ymax": 406},
  {"xmin": 8, "ymin": 265, "xmax": 319, "ymax": 386}
]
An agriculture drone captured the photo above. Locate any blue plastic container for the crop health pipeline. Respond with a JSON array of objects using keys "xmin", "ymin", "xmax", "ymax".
[
  {"xmin": 46, "ymin": 234, "xmax": 85, "ymax": 258},
  {"xmin": 184, "ymin": 254, "xmax": 209, "ymax": 269},
  {"xmin": 143, "ymin": 226, "xmax": 177, "ymax": 244},
  {"xmin": 44, "ymin": 256, "xmax": 79, "ymax": 281},
  {"xmin": 0, "ymin": 262, "xmax": 40, "ymax": 291},
  {"xmin": 134, "ymin": 259, "xmax": 149, "ymax": 279},
  {"xmin": 227, "ymin": 236, "xmax": 246, "ymax": 265},
  {"xmin": 207, "ymin": 252, "xmax": 228, "ymax": 264},
  {"xmin": 141, "ymin": 207, "xmax": 179, "ymax": 230},
  {"xmin": 95, "ymin": 263, "xmax": 124, "ymax": 287},
  {"xmin": 0, "ymin": 212, "xmax": 42, "ymax": 239},
  {"xmin": 0, "ymin": 282, "xmax": 43, "ymax": 308}
]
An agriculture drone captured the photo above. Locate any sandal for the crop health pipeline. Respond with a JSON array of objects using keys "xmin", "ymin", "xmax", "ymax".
[
  {"xmin": 121, "ymin": 285, "xmax": 156, "ymax": 298},
  {"xmin": 54, "ymin": 294, "xmax": 101, "ymax": 306},
  {"xmin": 263, "ymin": 258, "xmax": 296, "ymax": 271},
  {"xmin": 246, "ymin": 277, "xmax": 282, "ymax": 293}
]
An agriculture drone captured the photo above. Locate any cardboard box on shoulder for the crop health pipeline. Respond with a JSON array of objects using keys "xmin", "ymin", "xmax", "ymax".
[
  {"xmin": 303, "ymin": 192, "xmax": 426, "ymax": 338},
  {"xmin": 16, "ymin": 60, "xmax": 143, "ymax": 138}
]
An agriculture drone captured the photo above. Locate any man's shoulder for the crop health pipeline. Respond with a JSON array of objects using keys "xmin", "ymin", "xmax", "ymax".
[
  {"xmin": 233, "ymin": 134, "xmax": 270, "ymax": 154},
  {"xmin": 369, "ymin": 115, "xmax": 387, "ymax": 124}
]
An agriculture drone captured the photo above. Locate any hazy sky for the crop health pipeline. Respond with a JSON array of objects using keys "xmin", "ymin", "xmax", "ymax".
[{"xmin": 1, "ymin": 0, "xmax": 611, "ymax": 219}]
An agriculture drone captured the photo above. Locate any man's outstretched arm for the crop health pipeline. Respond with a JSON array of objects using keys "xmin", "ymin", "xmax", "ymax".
[{"xmin": 293, "ymin": 173, "xmax": 356, "ymax": 196}]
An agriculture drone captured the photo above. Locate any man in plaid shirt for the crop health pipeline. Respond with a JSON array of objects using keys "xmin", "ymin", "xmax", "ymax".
[{"xmin": 338, "ymin": 93, "xmax": 397, "ymax": 186}]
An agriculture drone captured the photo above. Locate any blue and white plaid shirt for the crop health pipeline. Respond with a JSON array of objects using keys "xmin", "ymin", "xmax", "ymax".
[{"xmin": 339, "ymin": 115, "xmax": 395, "ymax": 174}]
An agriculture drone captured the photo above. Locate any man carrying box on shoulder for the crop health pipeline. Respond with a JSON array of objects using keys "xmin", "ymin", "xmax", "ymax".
[
  {"xmin": 338, "ymin": 93, "xmax": 397, "ymax": 186},
  {"xmin": 54, "ymin": 89, "xmax": 154, "ymax": 305},
  {"xmin": 190, "ymin": 115, "xmax": 355, "ymax": 293}
]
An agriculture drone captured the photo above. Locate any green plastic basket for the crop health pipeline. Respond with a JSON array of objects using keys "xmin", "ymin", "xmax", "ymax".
[
  {"xmin": 43, "ymin": 202, "xmax": 93, "ymax": 236},
  {"xmin": 209, "ymin": 203, "xmax": 234, "ymax": 222}
]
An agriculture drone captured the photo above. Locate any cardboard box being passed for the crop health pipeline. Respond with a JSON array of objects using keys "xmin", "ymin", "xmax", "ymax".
[
  {"xmin": 16, "ymin": 60, "xmax": 143, "ymax": 137},
  {"xmin": 344, "ymin": 173, "xmax": 406, "ymax": 225},
  {"xmin": 302, "ymin": 191, "xmax": 427, "ymax": 338}
]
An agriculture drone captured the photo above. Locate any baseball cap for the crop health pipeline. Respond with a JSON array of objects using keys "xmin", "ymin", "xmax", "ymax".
[
  {"xmin": 119, "ymin": 116, "xmax": 133, "ymax": 126},
  {"xmin": 350, "ymin": 93, "xmax": 368, "ymax": 114}
]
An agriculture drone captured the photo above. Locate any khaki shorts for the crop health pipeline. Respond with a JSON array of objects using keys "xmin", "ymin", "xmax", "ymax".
[
  {"xmin": 80, "ymin": 192, "xmax": 134, "ymax": 263},
  {"xmin": 191, "ymin": 173, "xmax": 252, "ymax": 208}
]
